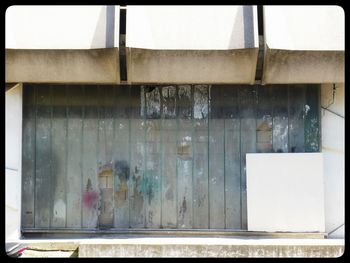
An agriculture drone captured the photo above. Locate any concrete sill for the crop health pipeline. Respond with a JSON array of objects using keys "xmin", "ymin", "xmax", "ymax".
[{"xmin": 17, "ymin": 237, "xmax": 344, "ymax": 258}]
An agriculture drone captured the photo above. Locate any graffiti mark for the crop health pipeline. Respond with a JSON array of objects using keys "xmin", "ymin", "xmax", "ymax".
[
  {"xmin": 83, "ymin": 191, "xmax": 99, "ymax": 210},
  {"xmin": 86, "ymin": 178, "xmax": 92, "ymax": 192},
  {"xmin": 83, "ymin": 191, "xmax": 99, "ymax": 209},
  {"xmin": 98, "ymin": 162, "xmax": 113, "ymax": 177},
  {"xmin": 115, "ymin": 160, "xmax": 130, "ymax": 181},
  {"xmin": 140, "ymin": 171, "xmax": 160, "ymax": 205},
  {"xmin": 115, "ymin": 160, "xmax": 129, "ymax": 201},
  {"xmin": 179, "ymin": 197, "xmax": 187, "ymax": 223}
]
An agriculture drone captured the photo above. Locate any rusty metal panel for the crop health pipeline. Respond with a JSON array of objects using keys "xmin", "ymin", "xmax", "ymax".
[
  {"xmin": 160, "ymin": 86, "xmax": 177, "ymax": 228},
  {"xmin": 81, "ymin": 86, "xmax": 99, "ymax": 228},
  {"xmin": 21, "ymin": 85, "xmax": 36, "ymax": 228},
  {"xmin": 192, "ymin": 85, "xmax": 209, "ymax": 229},
  {"xmin": 305, "ymin": 85, "xmax": 320, "ymax": 152},
  {"xmin": 129, "ymin": 87, "xmax": 145, "ymax": 228},
  {"xmin": 176, "ymin": 85, "xmax": 193, "ymax": 229},
  {"xmin": 272, "ymin": 86, "xmax": 289, "ymax": 153},
  {"xmin": 239, "ymin": 85, "xmax": 257, "ymax": 230},
  {"xmin": 66, "ymin": 86, "xmax": 83, "ymax": 228},
  {"xmin": 144, "ymin": 87, "xmax": 162, "ymax": 228},
  {"xmin": 256, "ymin": 86, "xmax": 273, "ymax": 153},
  {"xmin": 209, "ymin": 87, "xmax": 225, "ymax": 229},
  {"xmin": 22, "ymin": 83, "xmax": 320, "ymax": 232},
  {"xmin": 113, "ymin": 86, "xmax": 131, "ymax": 228},
  {"xmin": 97, "ymin": 86, "xmax": 115, "ymax": 228},
  {"xmin": 50, "ymin": 86, "xmax": 67, "ymax": 228},
  {"xmin": 288, "ymin": 85, "xmax": 306, "ymax": 153},
  {"xmin": 34, "ymin": 85, "xmax": 52, "ymax": 228},
  {"xmin": 98, "ymin": 188, "xmax": 114, "ymax": 228},
  {"xmin": 221, "ymin": 86, "xmax": 241, "ymax": 229}
]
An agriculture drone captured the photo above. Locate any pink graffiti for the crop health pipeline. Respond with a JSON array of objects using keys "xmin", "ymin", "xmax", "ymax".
[{"xmin": 83, "ymin": 191, "xmax": 99, "ymax": 209}]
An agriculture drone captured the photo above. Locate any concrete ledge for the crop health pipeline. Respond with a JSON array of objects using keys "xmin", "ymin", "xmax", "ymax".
[
  {"xmin": 17, "ymin": 237, "xmax": 344, "ymax": 257},
  {"xmin": 262, "ymin": 49, "xmax": 344, "ymax": 84},
  {"xmin": 5, "ymin": 48, "xmax": 120, "ymax": 84},
  {"xmin": 78, "ymin": 238, "xmax": 344, "ymax": 257},
  {"xmin": 126, "ymin": 48, "xmax": 258, "ymax": 84}
]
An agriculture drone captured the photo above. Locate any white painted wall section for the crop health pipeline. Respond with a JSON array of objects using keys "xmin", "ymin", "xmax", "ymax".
[
  {"xmin": 6, "ymin": 84, "xmax": 22, "ymax": 170},
  {"xmin": 321, "ymin": 83, "xmax": 344, "ymax": 238},
  {"xmin": 246, "ymin": 153, "xmax": 325, "ymax": 232},
  {"xmin": 6, "ymin": 5, "xmax": 120, "ymax": 49},
  {"xmin": 5, "ymin": 84, "xmax": 23, "ymax": 241}
]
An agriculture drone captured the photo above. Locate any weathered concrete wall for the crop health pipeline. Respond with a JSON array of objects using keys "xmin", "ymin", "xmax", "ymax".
[
  {"xmin": 246, "ymin": 153, "xmax": 325, "ymax": 232},
  {"xmin": 5, "ymin": 83, "xmax": 22, "ymax": 242},
  {"xmin": 6, "ymin": 6, "xmax": 119, "ymax": 49},
  {"xmin": 5, "ymin": 48, "xmax": 120, "ymax": 84},
  {"xmin": 78, "ymin": 238, "xmax": 344, "ymax": 257},
  {"xmin": 321, "ymin": 83, "xmax": 344, "ymax": 238},
  {"xmin": 126, "ymin": 48, "xmax": 258, "ymax": 84},
  {"xmin": 262, "ymin": 6, "xmax": 344, "ymax": 84},
  {"xmin": 126, "ymin": 6, "xmax": 259, "ymax": 84},
  {"xmin": 262, "ymin": 50, "xmax": 344, "ymax": 83}
]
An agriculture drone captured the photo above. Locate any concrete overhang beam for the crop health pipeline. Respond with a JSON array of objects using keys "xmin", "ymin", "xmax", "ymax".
[
  {"xmin": 126, "ymin": 6, "xmax": 259, "ymax": 84},
  {"xmin": 5, "ymin": 6, "xmax": 121, "ymax": 84},
  {"xmin": 262, "ymin": 6, "xmax": 344, "ymax": 84},
  {"xmin": 5, "ymin": 49, "xmax": 120, "ymax": 84}
]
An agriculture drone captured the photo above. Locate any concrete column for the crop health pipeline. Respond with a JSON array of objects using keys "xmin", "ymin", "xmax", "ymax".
[{"xmin": 5, "ymin": 83, "xmax": 23, "ymax": 241}]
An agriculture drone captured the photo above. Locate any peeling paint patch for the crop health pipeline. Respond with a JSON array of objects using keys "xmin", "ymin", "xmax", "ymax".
[
  {"xmin": 53, "ymin": 199, "xmax": 66, "ymax": 220},
  {"xmin": 115, "ymin": 160, "xmax": 130, "ymax": 181}
]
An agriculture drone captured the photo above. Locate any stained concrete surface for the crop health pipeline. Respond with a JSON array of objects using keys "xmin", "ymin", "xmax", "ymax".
[
  {"xmin": 5, "ymin": 48, "xmax": 120, "ymax": 84},
  {"xmin": 15, "ymin": 237, "xmax": 344, "ymax": 257}
]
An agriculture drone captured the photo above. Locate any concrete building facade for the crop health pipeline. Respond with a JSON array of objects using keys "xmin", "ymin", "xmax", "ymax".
[{"xmin": 5, "ymin": 5, "xmax": 344, "ymax": 257}]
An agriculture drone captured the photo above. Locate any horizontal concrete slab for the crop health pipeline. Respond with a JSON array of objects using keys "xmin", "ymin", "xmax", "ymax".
[
  {"xmin": 126, "ymin": 6, "xmax": 259, "ymax": 84},
  {"xmin": 5, "ymin": 48, "xmax": 120, "ymax": 84},
  {"xmin": 16, "ymin": 237, "xmax": 343, "ymax": 257},
  {"xmin": 127, "ymin": 48, "xmax": 258, "ymax": 84},
  {"xmin": 262, "ymin": 49, "xmax": 344, "ymax": 84},
  {"xmin": 262, "ymin": 6, "xmax": 344, "ymax": 84},
  {"xmin": 78, "ymin": 237, "xmax": 344, "ymax": 257}
]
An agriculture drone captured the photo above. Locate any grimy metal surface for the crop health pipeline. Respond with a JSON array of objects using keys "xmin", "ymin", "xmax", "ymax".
[{"xmin": 21, "ymin": 84, "xmax": 320, "ymax": 232}]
